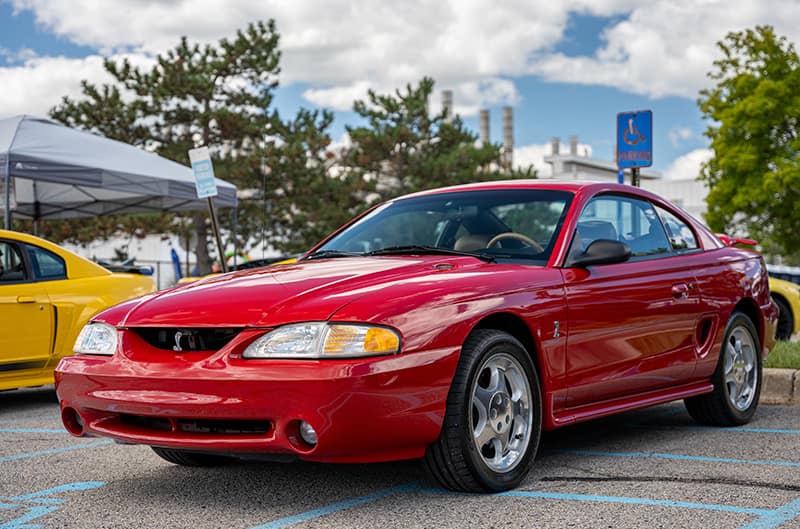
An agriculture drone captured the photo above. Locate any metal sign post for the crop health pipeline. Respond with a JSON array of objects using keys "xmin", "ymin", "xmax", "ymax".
[
  {"xmin": 188, "ymin": 147, "xmax": 227, "ymax": 273},
  {"xmin": 616, "ymin": 110, "xmax": 653, "ymax": 187},
  {"xmin": 1, "ymin": 157, "xmax": 13, "ymax": 229}
]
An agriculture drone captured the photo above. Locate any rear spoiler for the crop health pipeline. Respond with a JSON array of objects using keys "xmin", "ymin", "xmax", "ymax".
[{"xmin": 716, "ymin": 234, "xmax": 758, "ymax": 247}]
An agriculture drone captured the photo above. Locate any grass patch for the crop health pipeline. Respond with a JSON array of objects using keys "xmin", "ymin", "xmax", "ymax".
[{"xmin": 765, "ymin": 340, "xmax": 800, "ymax": 369}]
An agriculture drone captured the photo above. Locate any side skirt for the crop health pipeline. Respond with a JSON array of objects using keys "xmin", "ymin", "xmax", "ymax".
[{"xmin": 549, "ymin": 381, "xmax": 714, "ymax": 429}]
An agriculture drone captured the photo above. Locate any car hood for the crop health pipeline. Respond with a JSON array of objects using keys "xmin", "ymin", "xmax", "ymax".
[{"xmin": 115, "ymin": 256, "xmax": 488, "ymax": 328}]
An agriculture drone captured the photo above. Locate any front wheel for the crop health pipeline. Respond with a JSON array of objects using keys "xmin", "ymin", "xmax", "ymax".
[
  {"xmin": 685, "ymin": 312, "xmax": 762, "ymax": 426},
  {"xmin": 424, "ymin": 330, "xmax": 542, "ymax": 492}
]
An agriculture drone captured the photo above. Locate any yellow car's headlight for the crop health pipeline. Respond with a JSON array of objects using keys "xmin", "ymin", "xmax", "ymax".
[
  {"xmin": 73, "ymin": 322, "xmax": 118, "ymax": 356},
  {"xmin": 243, "ymin": 322, "xmax": 400, "ymax": 359}
]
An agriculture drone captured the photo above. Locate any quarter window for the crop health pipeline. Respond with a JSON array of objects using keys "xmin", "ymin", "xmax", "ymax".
[
  {"xmin": 655, "ymin": 206, "xmax": 699, "ymax": 252},
  {"xmin": 26, "ymin": 245, "xmax": 67, "ymax": 280}
]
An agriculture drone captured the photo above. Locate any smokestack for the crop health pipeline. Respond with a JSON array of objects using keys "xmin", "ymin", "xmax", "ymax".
[
  {"xmin": 479, "ymin": 109, "xmax": 490, "ymax": 146},
  {"xmin": 551, "ymin": 137, "xmax": 560, "ymax": 155},
  {"xmin": 502, "ymin": 106, "xmax": 513, "ymax": 171},
  {"xmin": 442, "ymin": 90, "xmax": 453, "ymax": 123},
  {"xmin": 569, "ymin": 135, "xmax": 578, "ymax": 155}
]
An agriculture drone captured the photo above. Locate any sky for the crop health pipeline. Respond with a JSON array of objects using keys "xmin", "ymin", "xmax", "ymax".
[{"xmin": 0, "ymin": 0, "xmax": 798, "ymax": 180}]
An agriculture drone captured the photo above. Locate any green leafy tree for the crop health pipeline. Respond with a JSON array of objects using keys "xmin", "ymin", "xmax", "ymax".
[
  {"xmin": 50, "ymin": 20, "xmax": 282, "ymax": 273},
  {"xmin": 699, "ymin": 26, "xmax": 800, "ymax": 255},
  {"xmin": 261, "ymin": 109, "xmax": 373, "ymax": 253},
  {"xmin": 346, "ymin": 77, "xmax": 535, "ymax": 202}
]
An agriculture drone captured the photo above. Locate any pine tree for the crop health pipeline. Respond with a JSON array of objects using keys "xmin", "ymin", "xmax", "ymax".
[
  {"xmin": 50, "ymin": 20, "xmax": 282, "ymax": 273},
  {"xmin": 346, "ymin": 77, "xmax": 534, "ymax": 202}
]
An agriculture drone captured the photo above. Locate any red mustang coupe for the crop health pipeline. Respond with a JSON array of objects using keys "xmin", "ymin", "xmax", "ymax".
[{"xmin": 55, "ymin": 181, "xmax": 777, "ymax": 492}]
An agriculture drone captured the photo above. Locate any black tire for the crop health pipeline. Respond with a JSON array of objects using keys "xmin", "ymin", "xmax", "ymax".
[
  {"xmin": 774, "ymin": 296, "xmax": 794, "ymax": 341},
  {"xmin": 151, "ymin": 446, "xmax": 234, "ymax": 466},
  {"xmin": 424, "ymin": 329, "xmax": 542, "ymax": 492},
  {"xmin": 685, "ymin": 312, "xmax": 762, "ymax": 426}
]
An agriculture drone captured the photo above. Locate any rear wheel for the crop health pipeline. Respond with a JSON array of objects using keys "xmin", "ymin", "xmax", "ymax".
[
  {"xmin": 151, "ymin": 446, "xmax": 234, "ymax": 466},
  {"xmin": 774, "ymin": 296, "xmax": 794, "ymax": 340},
  {"xmin": 685, "ymin": 312, "xmax": 761, "ymax": 426},
  {"xmin": 424, "ymin": 329, "xmax": 541, "ymax": 492}
]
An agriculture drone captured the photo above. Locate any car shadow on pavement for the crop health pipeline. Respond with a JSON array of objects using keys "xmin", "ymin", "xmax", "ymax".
[{"xmin": 0, "ymin": 385, "xmax": 59, "ymax": 414}]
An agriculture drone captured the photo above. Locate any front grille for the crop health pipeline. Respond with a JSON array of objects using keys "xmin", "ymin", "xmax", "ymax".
[
  {"xmin": 120, "ymin": 414, "xmax": 272, "ymax": 435},
  {"xmin": 132, "ymin": 328, "xmax": 241, "ymax": 352}
]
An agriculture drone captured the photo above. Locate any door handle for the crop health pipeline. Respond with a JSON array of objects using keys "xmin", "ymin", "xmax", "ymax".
[
  {"xmin": 16, "ymin": 296, "xmax": 36, "ymax": 303},
  {"xmin": 671, "ymin": 284, "xmax": 689, "ymax": 299}
]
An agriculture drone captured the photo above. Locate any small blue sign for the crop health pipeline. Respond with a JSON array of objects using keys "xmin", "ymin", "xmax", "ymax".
[
  {"xmin": 188, "ymin": 147, "xmax": 218, "ymax": 199},
  {"xmin": 616, "ymin": 110, "xmax": 652, "ymax": 169}
]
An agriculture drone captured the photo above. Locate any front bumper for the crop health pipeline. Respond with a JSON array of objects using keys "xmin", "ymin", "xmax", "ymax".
[{"xmin": 55, "ymin": 329, "xmax": 460, "ymax": 463}]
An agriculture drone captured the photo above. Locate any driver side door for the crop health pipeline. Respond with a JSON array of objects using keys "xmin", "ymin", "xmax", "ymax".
[
  {"xmin": 562, "ymin": 194, "xmax": 702, "ymax": 407},
  {"xmin": 0, "ymin": 239, "xmax": 54, "ymax": 383}
]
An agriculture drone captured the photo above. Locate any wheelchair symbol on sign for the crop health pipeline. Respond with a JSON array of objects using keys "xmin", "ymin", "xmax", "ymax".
[
  {"xmin": 623, "ymin": 117, "xmax": 647, "ymax": 145},
  {"xmin": 0, "ymin": 481, "xmax": 105, "ymax": 529}
]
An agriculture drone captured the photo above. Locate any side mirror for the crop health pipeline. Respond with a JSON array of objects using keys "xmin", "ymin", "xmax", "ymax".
[{"xmin": 568, "ymin": 239, "xmax": 632, "ymax": 268}]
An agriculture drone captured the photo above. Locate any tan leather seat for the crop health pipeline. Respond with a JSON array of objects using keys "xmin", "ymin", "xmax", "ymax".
[{"xmin": 454, "ymin": 234, "xmax": 491, "ymax": 252}]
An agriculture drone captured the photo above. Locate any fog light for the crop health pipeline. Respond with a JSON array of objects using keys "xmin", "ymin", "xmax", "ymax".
[{"xmin": 299, "ymin": 421, "xmax": 317, "ymax": 446}]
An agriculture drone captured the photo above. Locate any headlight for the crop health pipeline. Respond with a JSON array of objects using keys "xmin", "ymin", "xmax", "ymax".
[
  {"xmin": 243, "ymin": 322, "xmax": 400, "ymax": 359},
  {"xmin": 73, "ymin": 322, "xmax": 118, "ymax": 356}
]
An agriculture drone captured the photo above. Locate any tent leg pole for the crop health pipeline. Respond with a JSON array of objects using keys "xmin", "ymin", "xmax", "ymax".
[
  {"xmin": 232, "ymin": 206, "xmax": 238, "ymax": 268},
  {"xmin": 3, "ymin": 161, "xmax": 10, "ymax": 230},
  {"xmin": 207, "ymin": 197, "xmax": 227, "ymax": 273}
]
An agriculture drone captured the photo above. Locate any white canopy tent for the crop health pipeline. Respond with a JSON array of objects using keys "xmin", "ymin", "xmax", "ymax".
[{"xmin": 0, "ymin": 115, "xmax": 237, "ymax": 228}]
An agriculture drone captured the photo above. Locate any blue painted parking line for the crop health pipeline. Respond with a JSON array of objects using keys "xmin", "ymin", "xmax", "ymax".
[
  {"xmin": 738, "ymin": 497, "xmax": 800, "ymax": 529},
  {"xmin": 0, "ymin": 482, "xmax": 105, "ymax": 529},
  {"xmin": 552, "ymin": 449, "xmax": 800, "ymax": 468},
  {"xmin": 0, "ymin": 505, "xmax": 57, "ymax": 529},
  {"xmin": 248, "ymin": 483, "xmax": 419, "ymax": 529},
  {"xmin": 419, "ymin": 487, "xmax": 770, "ymax": 515},
  {"xmin": 247, "ymin": 478, "xmax": 798, "ymax": 529},
  {"xmin": 0, "ymin": 440, "xmax": 112, "ymax": 463},
  {"xmin": 631, "ymin": 424, "xmax": 800, "ymax": 435},
  {"xmin": 7, "ymin": 482, "xmax": 105, "ymax": 503},
  {"xmin": 0, "ymin": 429, "xmax": 66, "ymax": 434}
]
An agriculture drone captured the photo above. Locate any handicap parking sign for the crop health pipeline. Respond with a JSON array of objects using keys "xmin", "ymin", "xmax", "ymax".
[{"xmin": 616, "ymin": 110, "xmax": 652, "ymax": 169}]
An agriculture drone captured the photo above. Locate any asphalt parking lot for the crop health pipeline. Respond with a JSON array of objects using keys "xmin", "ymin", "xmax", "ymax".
[{"xmin": 1, "ymin": 386, "xmax": 799, "ymax": 529}]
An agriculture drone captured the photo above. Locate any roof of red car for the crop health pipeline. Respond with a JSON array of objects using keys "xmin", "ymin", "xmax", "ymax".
[{"xmin": 398, "ymin": 180, "xmax": 639, "ymax": 200}]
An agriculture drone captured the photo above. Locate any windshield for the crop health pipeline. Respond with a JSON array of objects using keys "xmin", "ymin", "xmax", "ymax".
[{"xmin": 312, "ymin": 189, "xmax": 573, "ymax": 263}]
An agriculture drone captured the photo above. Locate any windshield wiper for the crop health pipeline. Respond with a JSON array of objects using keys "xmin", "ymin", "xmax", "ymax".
[
  {"xmin": 366, "ymin": 245, "xmax": 495, "ymax": 263},
  {"xmin": 303, "ymin": 250, "xmax": 364, "ymax": 261}
]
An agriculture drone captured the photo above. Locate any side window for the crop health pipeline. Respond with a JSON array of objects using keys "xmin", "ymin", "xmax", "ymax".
[
  {"xmin": 0, "ymin": 241, "xmax": 27, "ymax": 282},
  {"xmin": 26, "ymin": 245, "xmax": 67, "ymax": 280},
  {"xmin": 571, "ymin": 195, "xmax": 671, "ymax": 260},
  {"xmin": 655, "ymin": 206, "xmax": 699, "ymax": 252}
]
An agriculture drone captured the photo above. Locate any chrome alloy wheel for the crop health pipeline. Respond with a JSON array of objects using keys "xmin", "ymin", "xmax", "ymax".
[
  {"xmin": 724, "ymin": 325, "xmax": 758, "ymax": 411},
  {"xmin": 469, "ymin": 352, "xmax": 533, "ymax": 472}
]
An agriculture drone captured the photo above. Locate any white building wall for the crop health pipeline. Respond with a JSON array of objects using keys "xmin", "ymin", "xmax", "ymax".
[{"xmin": 640, "ymin": 179, "xmax": 709, "ymax": 221}]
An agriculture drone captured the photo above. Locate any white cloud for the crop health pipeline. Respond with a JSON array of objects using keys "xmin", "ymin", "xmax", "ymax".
[
  {"xmin": 0, "ymin": 55, "xmax": 108, "ymax": 116},
  {"xmin": 0, "ymin": 52, "xmax": 155, "ymax": 117},
  {"xmin": 663, "ymin": 148, "xmax": 713, "ymax": 180},
  {"xmin": 668, "ymin": 127, "xmax": 694, "ymax": 147},
  {"xmin": 530, "ymin": 0, "xmax": 800, "ymax": 98},
  {"xmin": 4, "ymin": 0, "xmax": 800, "ymax": 118},
  {"xmin": 0, "ymin": 47, "xmax": 38, "ymax": 64},
  {"xmin": 302, "ymin": 81, "xmax": 372, "ymax": 112}
]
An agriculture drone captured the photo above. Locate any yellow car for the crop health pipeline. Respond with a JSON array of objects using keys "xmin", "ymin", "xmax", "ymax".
[
  {"xmin": 0, "ymin": 230, "xmax": 155, "ymax": 391},
  {"xmin": 770, "ymin": 276, "xmax": 800, "ymax": 340}
]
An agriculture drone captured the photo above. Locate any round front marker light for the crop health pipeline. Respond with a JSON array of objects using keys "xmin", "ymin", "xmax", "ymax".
[{"xmin": 299, "ymin": 421, "xmax": 318, "ymax": 446}]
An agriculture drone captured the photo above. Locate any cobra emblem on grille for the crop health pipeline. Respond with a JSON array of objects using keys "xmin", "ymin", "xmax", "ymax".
[{"xmin": 173, "ymin": 331, "xmax": 183, "ymax": 352}]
